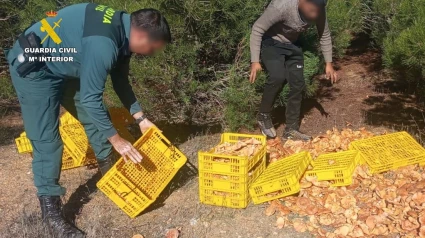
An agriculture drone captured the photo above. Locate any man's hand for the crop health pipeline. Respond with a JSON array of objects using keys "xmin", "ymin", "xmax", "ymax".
[
  {"xmin": 325, "ymin": 63, "xmax": 338, "ymax": 84},
  {"xmin": 109, "ymin": 134, "xmax": 143, "ymax": 163},
  {"xmin": 249, "ymin": 62, "xmax": 262, "ymax": 84},
  {"xmin": 139, "ymin": 118, "xmax": 156, "ymax": 134}
]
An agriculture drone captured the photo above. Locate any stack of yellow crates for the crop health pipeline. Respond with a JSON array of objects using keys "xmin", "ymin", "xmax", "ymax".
[
  {"xmin": 198, "ymin": 133, "xmax": 267, "ymax": 208},
  {"xmin": 15, "ymin": 108, "xmax": 135, "ymax": 170}
]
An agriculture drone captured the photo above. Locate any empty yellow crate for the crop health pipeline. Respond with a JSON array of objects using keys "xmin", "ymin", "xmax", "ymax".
[
  {"xmin": 15, "ymin": 132, "xmax": 32, "ymax": 153},
  {"xmin": 199, "ymin": 157, "xmax": 265, "ymax": 193},
  {"xmin": 61, "ymin": 109, "xmax": 133, "ymax": 128},
  {"xmin": 249, "ymin": 152, "xmax": 312, "ymax": 204},
  {"xmin": 16, "ymin": 110, "xmax": 130, "ymax": 170},
  {"xmin": 15, "ymin": 133, "xmax": 94, "ymax": 170},
  {"xmin": 349, "ymin": 131, "xmax": 425, "ymax": 174},
  {"xmin": 16, "ymin": 112, "xmax": 80, "ymax": 154},
  {"xmin": 59, "ymin": 112, "xmax": 79, "ymax": 125},
  {"xmin": 61, "ymin": 145, "xmax": 79, "ymax": 170},
  {"xmin": 198, "ymin": 133, "xmax": 266, "ymax": 175},
  {"xmin": 60, "ymin": 112, "xmax": 134, "ymax": 165},
  {"xmin": 199, "ymin": 188, "xmax": 249, "ymax": 209},
  {"xmin": 61, "ymin": 145, "xmax": 97, "ymax": 170},
  {"xmin": 306, "ymin": 150, "xmax": 360, "ymax": 181},
  {"xmin": 96, "ymin": 128, "xmax": 187, "ymax": 218},
  {"xmin": 60, "ymin": 123, "xmax": 94, "ymax": 166}
]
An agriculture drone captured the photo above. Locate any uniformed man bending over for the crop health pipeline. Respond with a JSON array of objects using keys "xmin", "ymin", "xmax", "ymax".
[{"xmin": 5, "ymin": 3, "xmax": 171, "ymax": 237}]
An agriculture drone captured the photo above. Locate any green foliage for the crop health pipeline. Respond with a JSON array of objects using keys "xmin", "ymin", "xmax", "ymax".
[
  {"xmin": 369, "ymin": 0, "xmax": 425, "ymax": 82},
  {"xmin": 327, "ymin": 0, "xmax": 365, "ymax": 56},
  {"xmin": 0, "ymin": 1, "xmax": 20, "ymax": 102},
  {"xmin": 0, "ymin": 75, "xmax": 16, "ymax": 100}
]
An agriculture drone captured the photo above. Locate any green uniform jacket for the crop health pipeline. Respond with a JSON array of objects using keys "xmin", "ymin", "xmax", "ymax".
[{"xmin": 17, "ymin": 3, "xmax": 142, "ymax": 138}]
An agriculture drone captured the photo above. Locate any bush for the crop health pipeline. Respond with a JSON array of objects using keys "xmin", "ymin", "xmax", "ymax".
[{"xmin": 368, "ymin": 0, "xmax": 425, "ymax": 88}]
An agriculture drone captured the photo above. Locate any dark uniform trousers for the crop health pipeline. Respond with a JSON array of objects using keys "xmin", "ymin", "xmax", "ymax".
[{"xmin": 259, "ymin": 37, "xmax": 306, "ymax": 131}]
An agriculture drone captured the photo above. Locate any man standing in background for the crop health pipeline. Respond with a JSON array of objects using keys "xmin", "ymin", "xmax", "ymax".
[{"xmin": 249, "ymin": 0, "xmax": 338, "ymax": 141}]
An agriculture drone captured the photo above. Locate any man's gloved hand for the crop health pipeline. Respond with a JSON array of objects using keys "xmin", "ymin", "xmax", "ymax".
[{"xmin": 108, "ymin": 134, "xmax": 143, "ymax": 163}]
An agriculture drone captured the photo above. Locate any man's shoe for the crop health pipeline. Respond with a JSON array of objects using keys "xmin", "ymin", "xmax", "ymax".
[
  {"xmin": 283, "ymin": 129, "xmax": 312, "ymax": 141},
  {"xmin": 97, "ymin": 154, "xmax": 117, "ymax": 176},
  {"xmin": 38, "ymin": 196, "xmax": 85, "ymax": 238},
  {"xmin": 257, "ymin": 113, "xmax": 277, "ymax": 139}
]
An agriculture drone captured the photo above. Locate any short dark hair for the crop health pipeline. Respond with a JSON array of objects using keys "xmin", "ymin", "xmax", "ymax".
[{"xmin": 130, "ymin": 9, "xmax": 171, "ymax": 43}]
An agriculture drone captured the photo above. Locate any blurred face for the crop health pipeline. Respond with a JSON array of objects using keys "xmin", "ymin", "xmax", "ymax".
[
  {"xmin": 299, "ymin": 0, "xmax": 321, "ymax": 22},
  {"xmin": 129, "ymin": 28, "xmax": 166, "ymax": 55}
]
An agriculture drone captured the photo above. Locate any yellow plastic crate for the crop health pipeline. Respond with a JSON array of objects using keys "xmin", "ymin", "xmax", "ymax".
[
  {"xmin": 349, "ymin": 131, "xmax": 425, "ymax": 174},
  {"xmin": 61, "ymin": 145, "xmax": 79, "ymax": 170},
  {"xmin": 199, "ymin": 157, "xmax": 265, "ymax": 193},
  {"xmin": 15, "ymin": 132, "xmax": 32, "ymax": 154},
  {"xmin": 199, "ymin": 188, "xmax": 249, "ymax": 209},
  {"xmin": 305, "ymin": 150, "xmax": 360, "ymax": 181},
  {"xmin": 198, "ymin": 133, "xmax": 267, "ymax": 175},
  {"xmin": 251, "ymin": 182, "xmax": 301, "ymax": 204},
  {"xmin": 15, "ymin": 132, "xmax": 94, "ymax": 170},
  {"xmin": 96, "ymin": 128, "xmax": 187, "ymax": 218},
  {"xmin": 61, "ymin": 145, "xmax": 97, "ymax": 170},
  {"xmin": 60, "ymin": 123, "xmax": 94, "ymax": 166},
  {"xmin": 59, "ymin": 112, "xmax": 79, "ymax": 125},
  {"xmin": 16, "ymin": 112, "xmax": 79, "ymax": 154},
  {"xmin": 61, "ymin": 109, "xmax": 132, "ymax": 128},
  {"xmin": 249, "ymin": 152, "xmax": 312, "ymax": 204}
]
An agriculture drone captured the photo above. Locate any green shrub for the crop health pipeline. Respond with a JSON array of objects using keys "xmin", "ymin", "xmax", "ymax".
[
  {"xmin": 327, "ymin": 0, "xmax": 365, "ymax": 56},
  {"xmin": 0, "ymin": 75, "xmax": 16, "ymax": 100},
  {"xmin": 368, "ymin": 0, "xmax": 425, "ymax": 84}
]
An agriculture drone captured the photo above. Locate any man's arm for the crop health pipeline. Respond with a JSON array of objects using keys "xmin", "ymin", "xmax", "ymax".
[
  {"xmin": 316, "ymin": 9, "xmax": 338, "ymax": 83},
  {"xmin": 80, "ymin": 36, "xmax": 143, "ymax": 163},
  {"xmin": 250, "ymin": 6, "xmax": 284, "ymax": 63},
  {"xmin": 80, "ymin": 36, "xmax": 118, "ymax": 138},
  {"xmin": 110, "ymin": 57, "xmax": 156, "ymax": 133},
  {"xmin": 110, "ymin": 56, "xmax": 142, "ymax": 115},
  {"xmin": 249, "ymin": 5, "xmax": 283, "ymax": 83},
  {"xmin": 316, "ymin": 9, "xmax": 332, "ymax": 63}
]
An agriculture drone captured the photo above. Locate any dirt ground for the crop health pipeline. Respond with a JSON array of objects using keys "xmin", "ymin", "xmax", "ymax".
[{"xmin": 0, "ymin": 49, "xmax": 424, "ymax": 238}]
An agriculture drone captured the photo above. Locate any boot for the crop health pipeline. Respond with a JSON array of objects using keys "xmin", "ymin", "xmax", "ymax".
[
  {"xmin": 38, "ymin": 196, "xmax": 85, "ymax": 238},
  {"xmin": 97, "ymin": 154, "xmax": 117, "ymax": 176},
  {"xmin": 283, "ymin": 129, "xmax": 312, "ymax": 141},
  {"xmin": 257, "ymin": 113, "xmax": 277, "ymax": 139}
]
